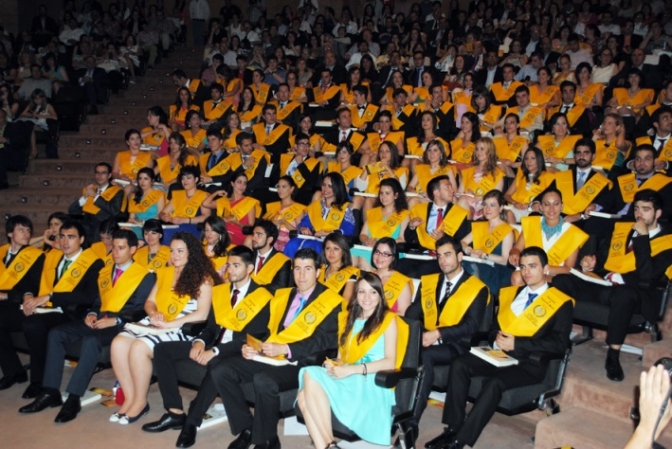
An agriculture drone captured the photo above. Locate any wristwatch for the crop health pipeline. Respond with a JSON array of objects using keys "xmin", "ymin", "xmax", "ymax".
[{"xmin": 580, "ymin": 213, "xmax": 586, "ymax": 220}]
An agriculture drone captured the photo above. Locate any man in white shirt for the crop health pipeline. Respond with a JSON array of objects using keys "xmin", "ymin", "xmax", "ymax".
[
  {"xmin": 189, "ymin": 0, "xmax": 210, "ymax": 47},
  {"xmin": 565, "ymin": 33, "xmax": 593, "ymax": 69},
  {"xmin": 598, "ymin": 11, "xmax": 622, "ymax": 37},
  {"xmin": 515, "ymin": 52, "xmax": 543, "ymax": 82}
]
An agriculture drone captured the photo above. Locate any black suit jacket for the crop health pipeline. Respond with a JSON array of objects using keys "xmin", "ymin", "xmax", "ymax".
[
  {"xmin": 31, "ymin": 16, "xmax": 58, "ymax": 35},
  {"xmin": 311, "ymin": 64, "xmax": 348, "ymax": 86},
  {"xmin": 50, "ymin": 257, "xmax": 105, "ymax": 320},
  {"xmin": 605, "ymin": 175, "xmax": 672, "ymax": 220},
  {"xmin": 376, "ymin": 66, "xmax": 404, "ymax": 89},
  {"xmin": 473, "ymin": 67, "xmax": 503, "ymax": 87},
  {"xmin": 68, "ymin": 184, "xmax": 125, "ymax": 222},
  {"xmin": 88, "ymin": 266, "xmax": 156, "ymax": 323},
  {"xmin": 197, "ymin": 281, "xmax": 271, "ymax": 350},
  {"xmin": 405, "ymin": 66, "xmax": 432, "ymax": 88},
  {"xmin": 0, "ymin": 246, "xmax": 45, "ymax": 303},
  {"xmin": 403, "ymin": 203, "xmax": 472, "ymax": 249},
  {"xmin": 75, "ymin": 67, "xmax": 107, "ymax": 86},
  {"xmin": 406, "ymin": 272, "xmax": 489, "ymax": 356},
  {"xmin": 258, "ymin": 250, "xmax": 292, "ymax": 293}
]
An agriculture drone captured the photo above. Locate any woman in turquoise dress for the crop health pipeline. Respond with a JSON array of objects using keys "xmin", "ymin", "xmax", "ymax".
[
  {"xmin": 127, "ymin": 168, "xmax": 166, "ymax": 240},
  {"xmin": 297, "ymin": 272, "xmax": 409, "ymax": 448}
]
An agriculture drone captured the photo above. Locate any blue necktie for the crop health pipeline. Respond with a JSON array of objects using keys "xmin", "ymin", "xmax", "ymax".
[
  {"xmin": 291, "ymin": 297, "xmax": 307, "ymax": 323},
  {"xmin": 207, "ymin": 153, "xmax": 217, "ymax": 171},
  {"xmin": 525, "ymin": 293, "xmax": 538, "ymax": 309}
]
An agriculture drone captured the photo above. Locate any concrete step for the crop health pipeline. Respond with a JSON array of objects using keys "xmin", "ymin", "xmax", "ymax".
[
  {"xmin": 0, "ymin": 188, "xmax": 80, "ymax": 207},
  {"xmin": 58, "ymin": 135, "xmax": 126, "ymax": 147},
  {"xmin": 0, "ymin": 206, "xmax": 66, "ymax": 230},
  {"xmin": 57, "ymin": 146, "xmax": 120, "ymax": 161},
  {"xmin": 642, "ymin": 339, "xmax": 672, "ymax": 369},
  {"xmin": 76, "ymin": 124, "xmax": 142, "ymax": 136},
  {"xmin": 85, "ymin": 114, "xmax": 148, "ymax": 125},
  {"xmin": 28, "ymin": 159, "xmax": 99, "ymax": 175},
  {"xmin": 19, "ymin": 173, "xmax": 93, "ymax": 189}
]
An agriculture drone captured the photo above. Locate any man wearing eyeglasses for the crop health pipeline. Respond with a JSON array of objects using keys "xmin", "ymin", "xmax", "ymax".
[
  {"xmin": 273, "ymin": 133, "xmax": 323, "ymax": 205},
  {"xmin": 68, "ymin": 162, "xmax": 126, "ymax": 244}
]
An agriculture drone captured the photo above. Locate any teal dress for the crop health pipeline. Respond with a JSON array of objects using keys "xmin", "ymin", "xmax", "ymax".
[
  {"xmin": 298, "ymin": 319, "xmax": 395, "ymax": 445},
  {"xmin": 132, "ymin": 202, "xmax": 160, "ymax": 240}
]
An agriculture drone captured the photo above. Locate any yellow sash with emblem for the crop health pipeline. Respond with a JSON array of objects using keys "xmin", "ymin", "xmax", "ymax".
[
  {"xmin": 266, "ymin": 287, "xmax": 343, "ymax": 345},
  {"xmin": 119, "ymin": 151, "xmax": 152, "ymax": 178},
  {"xmin": 593, "ymin": 139, "xmax": 623, "ymax": 171},
  {"xmin": 575, "ymin": 83, "xmax": 602, "ymax": 107},
  {"xmin": 157, "ymin": 154, "xmax": 198, "ymax": 184},
  {"xmin": 522, "ymin": 216, "xmax": 588, "ymax": 266},
  {"xmin": 224, "ymin": 149, "xmax": 271, "ymax": 180},
  {"xmin": 313, "ymin": 85, "xmax": 341, "ymax": 104},
  {"xmin": 252, "ymin": 252, "xmax": 291, "ymax": 286},
  {"xmin": 494, "ymin": 135, "xmax": 527, "ymax": 162},
  {"xmin": 450, "ymin": 139, "xmax": 476, "ymax": 164},
  {"xmin": 306, "ymin": 201, "xmax": 349, "ymax": 232},
  {"xmin": 82, "ymin": 185, "xmax": 123, "ymax": 215},
  {"xmin": 613, "ymin": 88, "xmax": 654, "ymax": 113},
  {"xmin": 497, "ymin": 286, "xmax": 574, "ymax": 337},
  {"xmin": 604, "ymin": 223, "xmax": 672, "ymax": 274},
  {"xmin": 169, "ymin": 104, "xmax": 200, "ymax": 125},
  {"xmin": 453, "ymin": 90, "xmax": 473, "ymax": 112},
  {"xmin": 618, "ymin": 173, "xmax": 672, "ymax": 204},
  {"xmin": 181, "ymin": 128, "xmax": 206, "ymax": 149},
  {"xmin": 480, "ymin": 104, "xmax": 504, "ymax": 130},
  {"xmin": 185, "ymin": 79, "xmax": 200, "ymax": 97},
  {"xmin": 90, "ymin": 242, "xmax": 113, "ymax": 268},
  {"xmin": 510, "ymin": 170, "xmax": 555, "ymax": 204},
  {"xmin": 252, "ymin": 83, "xmax": 271, "ymax": 104},
  {"xmin": 38, "ymin": 249, "xmax": 100, "ymax": 297},
  {"xmin": 201, "ymin": 151, "xmax": 233, "ymax": 177},
  {"xmin": 391, "ymin": 105, "xmax": 416, "ymax": 130},
  {"xmin": 98, "ymin": 263, "xmax": 149, "ymax": 313},
  {"xmin": 490, "ymin": 81, "xmax": 522, "ymax": 102},
  {"xmin": 365, "ymin": 165, "xmax": 409, "ymax": 194},
  {"xmin": 280, "ymin": 155, "xmax": 321, "ymax": 188},
  {"xmin": 212, "ymin": 284, "xmax": 273, "ymax": 331},
  {"xmin": 263, "ymin": 202, "xmax": 306, "ymax": 224},
  {"xmin": 327, "ymin": 163, "xmax": 362, "ymax": 186},
  {"xmin": 338, "ymin": 311, "xmax": 408, "ymax": 369},
  {"xmin": 172, "ymin": 190, "xmax": 208, "ymax": 218},
  {"xmin": 637, "ymin": 136, "xmax": 672, "ymax": 162},
  {"xmin": 420, "ymin": 274, "xmax": 487, "ymax": 330},
  {"xmin": 253, "ymin": 123, "xmax": 290, "ymax": 147},
  {"xmin": 414, "ymin": 164, "xmax": 455, "ymax": 194},
  {"xmin": 202, "ymin": 100, "xmax": 233, "ymax": 121},
  {"xmin": 128, "ymin": 189, "xmax": 165, "ymax": 214},
  {"xmin": 366, "ymin": 131, "xmax": 404, "ymax": 153},
  {"xmin": 412, "ymin": 204, "xmax": 469, "ymax": 250},
  {"xmin": 319, "ymin": 265, "xmax": 360, "ymax": 294},
  {"xmin": 383, "ymin": 271, "xmax": 413, "ymax": 310},
  {"xmin": 530, "ymin": 85, "xmax": 558, "ymax": 106},
  {"xmin": 555, "ymin": 170, "xmax": 612, "ymax": 215},
  {"xmin": 367, "ymin": 208, "xmax": 410, "ymax": 239},
  {"xmin": 350, "ymin": 104, "xmax": 379, "ymax": 129},
  {"xmin": 0, "ymin": 245, "xmax": 43, "ymax": 291},
  {"xmin": 385, "ymin": 85, "xmax": 413, "ymax": 103},
  {"xmin": 142, "ymin": 126, "xmax": 166, "ymax": 146},
  {"xmin": 276, "ymin": 101, "xmax": 302, "ymax": 122},
  {"xmin": 462, "ymin": 166, "xmax": 505, "ymax": 196},
  {"xmin": 511, "ymin": 106, "xmax": 543, "ymax": 130},
  {"xmin": 290, "ymin": 87, "xmax": 306, "ymax": 102},
  {"xmin": 472, "ymin": 222, "xmax": 514, "ymax": 254},
  {"xmin": 237, "ymin": 105, "xmax": 263, "ymax": 123},
  {"xmin": 222, "ymin": 129, "xmax": 242, "ymax": 150},
  {"xmin": 154, "ymin": 267, "xmax": 191, "ymax": 321},
  {"xmin": 537, "ymin": 135, "xmax": 581, "ymax": 159},
  {"xmin": 217, "ymin": 196, "xmax": 261, "ymax": 221},
  {"xmin": 134, "ymin": 245, "xmax": 171, "ymax": 270}
]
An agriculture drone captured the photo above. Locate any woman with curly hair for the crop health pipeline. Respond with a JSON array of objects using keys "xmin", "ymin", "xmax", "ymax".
[
  {"xmin": 109, "ymin": 232, "xmax": 221, "ymax": 425},
  {"xmin": 202, "ymin": 215, "xmax": 232, "ymax": 277},
  {"xmin": 169, "ymin": 87, "xmax": 200, "ymax": 131},
  {"xmin": 456, "ymin": 137, "xmax": 506, "ymax": 219},
  {"xmin": 154, "ymin": 132, "xmax": 199, "ymax": 190}
]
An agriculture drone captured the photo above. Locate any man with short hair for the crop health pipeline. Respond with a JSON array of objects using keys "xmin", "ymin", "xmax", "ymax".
[
  {"xmin": 263, "ymin": 56, "xmax": 286, "ymax": 87},
  {"xmin": 275, "ymin": 132, "xmax": 323, "ymax": 205},
  {"xmin": 426, "ymin": 84, "xmax": 456, "ymax": 139},
  {"xmin": 632, "ymin": 106, "xmax": 672, "ymax": 174},
  {"xmin": 311, "ymin": 68, "xmax": 342, "ymax": 120},
  {"xmin": 498, "ymin": 85, "xmax": 544, "ymax": 134},
  {"xmin": 349, "ymin": 84, "xmax": 379, "ymax": 132},
  {"xmin": 565, "ymin": 33, "xmax": 593, "ymax": 69},
  {"xmin": 76, "ymin": 55, "xmax": 107, "ymax": 114},
  {"xmin": 489, "ymin": 63, "xmax": 522, "ymax": 106},
  {"xmin": 406, "ymin": 235, "xmax": 490, "ymax": 446},
  {"xmin": 68, "ymin": 162, "xmax": 126, "ymax": 244},
  {"xmin": 269, "ymin": 83, "xmax": 303, "ymax": 130},
  {"xmin": 200, "ymin": 83, "xmax": 232, "ymax": 129},
  {"xmin": 384, "ymin": 87, "xmax": 417, "ymax": 134},
  {"xmin": 251, "ymin": 104, "xmax": 292, "ymax": 165},
  {"xmin": 171, "ymin": 69, "xmax": 206, "ymax": 102},
  {"xmin": 250, "ymin": 220, "xmax": 292, "ymax": 293},
  {"xmin": 198, "ymin": 129, "xmax": 229, "ymax": 186},
  {"xmin": 322, "ymin": 108, "xmax": 368, "ymax": 154},
  {"xmin": 474, "ymin": 51, "xmax": 503, "ymax": 88},
  {"xmin": 19, "ymin": 221, "xmax": 104, "ymax": 399},
  {"xmin": 545, "ymin": 81, "xmax": 594, "ymax": 137},
  {"xmin": 406, "ymin": 51, "xmax": 431, "ymax": 88},
  {"xmin": 515, "ymin": 51, "xmax": 543, "ymax": 82},
  {"xmin": 0, "ymin": 216, "xmax": 46, "ymax": 390},
  {"xmin": 19, "ymin": 230, "xmax": 155, "ymax": 422}
]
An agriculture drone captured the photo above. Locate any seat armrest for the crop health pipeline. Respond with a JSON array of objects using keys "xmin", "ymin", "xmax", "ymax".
[
  {"xmin": 461, "ymin": 331, "xmax": 490, "ymax": 347},
  {"xmin": 180, "ymin": 321, "xmax": 207, "ymax": 337},
  {"xmin": 528, "ymin": 351, "xmax": 567, "ymax": 367},
  {"xmin": 374, "ymin": 368, "xmax": 418, "ymax": 389},
  {"xmin": 119, "ymin": 309, "xmax": 148, "ymax": 323}
]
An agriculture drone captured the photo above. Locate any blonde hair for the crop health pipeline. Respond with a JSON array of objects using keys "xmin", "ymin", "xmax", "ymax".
[{"xmin": 473, "ymin": 137, "xmax": 499, "ymax": 176}]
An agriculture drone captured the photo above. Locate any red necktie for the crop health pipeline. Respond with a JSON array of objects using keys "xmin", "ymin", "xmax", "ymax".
[
  {"xmin": 112, "ymin": 268, "xmax": 123, "ymax": 286},
  {"xmin": 256, "ymin": 256, "xmax": 265, "ymax": 274},
  {"xmin": 231, "ymin": 289, "xmax": 240, "ymax": 307},
  {"xmin": 436, "ymin": 208, "xmax": 444, "ymax": 229}
]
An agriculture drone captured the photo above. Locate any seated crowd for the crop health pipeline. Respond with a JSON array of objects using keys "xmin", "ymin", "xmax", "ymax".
[{"xmin": 1, "ymin": 1, "xmax": 672, "ymax": 449}]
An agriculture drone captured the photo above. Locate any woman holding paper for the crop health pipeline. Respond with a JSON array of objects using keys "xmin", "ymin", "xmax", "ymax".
[
  {"xmin": 112, "ymin": 129, "xmax": 155, "ymax": 196},
  {"xmin": 262, "ymin": 176, "xmax": 305, "ymax": 252},
  {"xmin": 110, "ymin": 232, "xmax": 221, "ymax": 425},
  {"xmin": 297, "ymin": 272, "xmax": 408, "ymax": 448},
  {"xmin": 503, "ymin": 147, "xmax": 555, "ymax": 223},
  {"xmin": 456, "ymin": 137, "xmax": 506, "ymax": 220},
  {"xmin": 127, "ymin": 168, "xmax": 166, "ymax": 232}
]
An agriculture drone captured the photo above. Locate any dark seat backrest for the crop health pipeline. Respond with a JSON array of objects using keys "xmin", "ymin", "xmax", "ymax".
[{"xmin": 395, "ymin": 317, "xmax": 422, "ymax": 413}]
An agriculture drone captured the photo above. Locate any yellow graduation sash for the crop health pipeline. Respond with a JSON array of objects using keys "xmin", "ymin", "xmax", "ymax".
[
  {"xmin": 210, "ymin": 254, "xmax": 228, "ymax": 273},
  {"xmin": 453, "ymin": 90, "xmax": 473, "ymax": 109},
  {"xmin": 90, "ymin": 242, "xmax": 113, "ymax": 268},
  {"xmin": 510, "ymin": 170, "xmax": 555, "ymax": 204},
  {"xmin": 218, "ymin": 196, "xmax": 261, "ymax": 221},
  {"xmin": 201, "ymin": 151, "xmax": 234, "ymax": 177},
  {"xmin": 555, "ymin": 170, "xmax": 612, "ymax": 215},
  {"xmin": 481, "ymin": 105, "xmax": 504, "ymax": 129},
  {"xmin": 0, "ymin": 245, "xmax": 43, "ymax": 291},
  {"xmin": 604, "ymin": 222, "xmax": 672, "ymax": 274},
  {"xmin": 412, "ymin": 204, "xmax": 469, "ymax": 250},
  {"xmin": 313, "ymin": 85, "xmax": 341, "ymax": 104},
  {"xmin": 327, "ymin": 163, "xmax": 362, "ymax": 185},
  {"xmin": 636, "ymin": 136, "xmax": 672, "ymax": 162},
  {"xmin": 490, "ymin": 81, "xmax": 523, "ymax": 102},
  {"xmin": 575, "ymin": 83, "xmax": 602, "ymax": 107},
  {"xmin": 253, "ymin": 123, "xmax": 290, "ymax": 147},
  {"xmin": 186, "ymin": 79, "xmax": 201, "ymax": 97},
  {"xmin": 593, "ymin": 139, "xmax": 623, "ymax": 171},
  {"xmin": 338, "ymin": 311, "xmax": 408, "ymax": 369},
  {"xmin": 497, "ymin": 286, "xmax": 574, "ymax": 337},
  {"xmin": 169, "ymin": 104, "xmax": 200, "ymax": 125},
  {"xmin": 522, "ymin": 216, "xmax": 588, "ymax": 266},
  {"xmin": 237, "ymin": 105, "xmax": 263, "ymax": 123},
  {"xmin": 212, "ymin": 284, "xmax": 273, "ymax": 331},
  {"xmin": 472, "ymin": 222, "xmax": 514, "ymax": 254},
  {"xmin": 266, "ymin": 287, "xmax": 343, "ymax": 345},
  {"xmin": 252, "ymin": 252, "xmax": 290, "ymax": 286},
  {"xmin": 142, "ymin": 126, "xmax": 166, "ymax": 146},
  {"xmin": 98, "ymin": 263, "xmax": 149, "ymax": 313},
  {"xmin": 414, "ymin": 164, "xmax": 455, "ymax": 194},
  {"xmin": 414, "ymin": 87, "xmax": 431, "ymax": 102},
  {"xmin": 350, "ymin": 104, "xmax": 379, "ymax": 129},
  {"xmin": 119, "ymin": 151, "xmax": 152, "ymax": 178},
  {"xmin": 222, "ymin": 129, "xmax": 242, "ymax": 150},
  {"xmin": 157, "ymin": 154, "xmax": 198, "ymax": 184},
  {"xmin": 391, "ymin": 105, "xmax": 416, "ymax": 130},
  {"xmin": 134, "ymin": 245, "xmax": 171, "ymax": 270},
  {"xmin": 280, "ymin": 155, "xmax": 321, "ymax": 188},
  {"xmin": 537, "ymin": 135, "xmax": 581, "ymax": 159},
  {"xmin": 530, "ymin": 85, "xmax": 558, "ymax": 106},
  {"xmin": 365, "ymin": 166, "xmax": 409, "ymax": 194},
  {"xmin": 319, "ymin": 265, "xmax": 360, "ymax": 294},
  {"xmin": 39, "ymin": 249, "xmax": 65, "ymax": 297},
  {"xmin": 420, "ymin": 274, "xmax": 487, "ymax": 330},
  {"xmin": 82, "ymin": 185, "xmax": 123, "ymax": 215},
  {"xmin": 252, "ymin": 83, "xmax": 271, "ymax": 104},
  {"xmin": 181, "ymin": 128, "xmax": 206, "ymax": 149},
  {"xmin": 276, "ymin": 101, "xmax": 302, "ymax": 122},
  {"xmin": 494, "ymin": 135, "xmax": 527, "ymax": 162},
  {"xmin": 450, "ymin": 139, "xmax": 475, "ymax": 164},
  {"xmin": 510, "ymin": 106, "xmax": 543, "ymax": 130},
  {"xmin": 50, "ymin": 249, "xmax": 100, "ymax": 295},
  {"xmin": 263, "ymin": 202, "xmax": 305, "ymax": 224},
  {"xmin": 172, "ymin": 190, "xmax": 208, "ymax": 218},
  {"xmin": 224, "ymin": 149, "xmax": 271, "ymax": 180},
  {"xmin": 613, "ymin": 88, "xmax": 654, "ymax": 112},
  {"xmin": 618, "ymin": 173, "xmax": 672, "ymax": 204},
  {"xmin": 306, "ymin": 201, "xmax": 349, "ymax": 232},
  {"xmin": 202, "ymin": 100, "xmax": 233, "ymax": 121},
  {"xmin": 153, "ymin": 266, "xmax": 192, "ymax": 321},
  {"xmin": 383, "ymin": 271, "xmax": 413, "ymax": 310},
  {"xmin": 128, "ymin": 189, "xmax": 165, "ymax": 213},
  {"xmin": 366, "ymin": 131, "xmax": 402, "ymax": 152},
  {"xmin": 462, "ymin": 167, "xmax": 505, "ymax": 196},
  {"xmin": 290, "ymin": 87, "xmax": 306, "ymax": 102},
  {"xmin": 366, "ymin": 208, "xmax": 410, "ymax": 239}
]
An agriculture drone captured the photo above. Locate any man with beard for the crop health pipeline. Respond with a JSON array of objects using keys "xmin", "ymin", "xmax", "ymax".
[{"xmin": 250, "ymin": 220, "xmax": 292, "ymax": 294}]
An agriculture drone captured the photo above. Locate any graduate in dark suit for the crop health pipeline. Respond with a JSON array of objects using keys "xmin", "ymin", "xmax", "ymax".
[
  {"xmin": 19, "ymin": 230, "xmax": 155, "ymax": 423},
  {"xmin": 426, "ymin": 246, "xmax": 574, "ymax": 449},
  {"xmin": 250, "ymin": 220, "xmax": 292, "ymax": 294},
  {"xmin": 141, "ymin": 246, "xmax": 273, "ymax": 437}
]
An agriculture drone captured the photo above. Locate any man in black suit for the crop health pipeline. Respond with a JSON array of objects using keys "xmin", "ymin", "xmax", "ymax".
[
  {"xmin": 405, "ymin": 235, "xmax": 490, "ymax": 446},
  {"xmin": 539, "ymin": 37, "xmax": 560, "ymax": 71},
  {"xmin": 630, "ymin": 106, "xmax": 672, "ymax": 176},
  {"xmin": 250, "ymin": 220, "xmax": 292, "ymax": 294},
  {"xmin": 251, "ymin": 104, "xmax": 292, "ymax": 166},
  {"xmin": 19, "ymin": 221, "xmax": 104, "ymax": 399},
  {"xmin": 545, "ymin": 81, "xmax": 594, "ymax": 138},
  {"xmin": 0, "ymin": 216, "xmax": 46, "ymax": 390},
  {"xmin": 309, "ymin": 68, "xmax": 342, "ymax": 121},
  {"xmin": 322, "ymin": 108, "xmax": 368, "ymax": 155},
  {"xmin": 609, "ymin": 48, "xmax": 663, "ymax": 89},
  {"xmin": 426, "ymin": 246, "xmax": 573, "ymax": 449},
  {"xmin": 473, "ymin": 50, "xmax": 503, "ymax": 88},
  {"xmin": 68, "ymin": 162, "xmax": 126, "ymax": 244},
  {"xmin": 75, "ymin": 55, "xmax": 107, "ymax": 114},
  {"xmin": 141, "ymin": 246, "xmax": 272, "ymax": 439},
  {"xmin": 553, "ymin": 190, "xmax": 672, "ymax": 381},
  {"xmin": 311, "ymin": 51, "xmax": 347, "ymax": 87},
  {"xmin": 406, "ymin": 50, "xmax": 432, "ymax": 88},
  {"xmin": 31, "ymin": 4, "xmax": 59, "ymax": 47},
  {"xmin": 0, "ymin": 108, "xmax": 27, "ymax": 188},
  {"xmin": 193, "ymin": 248, "xmax": 342, "ymax": 449},
  {"xmin": 19, "ymin": 230, "xmax": 155, "ymax": 423},
  {"xmin": 376, "ymin": 50, "xmax": 403, "ymax": 90}
]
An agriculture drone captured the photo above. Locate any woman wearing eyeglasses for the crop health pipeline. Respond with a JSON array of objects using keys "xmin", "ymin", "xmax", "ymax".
[{"xmin": 370, "ymin": 237, "xmax": 413, "ymax": 316}]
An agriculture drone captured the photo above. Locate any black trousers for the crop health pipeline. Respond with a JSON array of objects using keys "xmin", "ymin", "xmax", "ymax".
[
  {"xmin": 443, "ymin": 354, "xmax": 545, "ymax": 446},
  {"xmin": 552, "ymin": 274, "xmax": 639, "ymax": 345},
  {"xmin": 22, "ymin": 312, "xmax": 70, "ymax": 384},
  {"xmin": 412, "ymin": 344, "xmax": 460, "ymax": 426},
  {"xmin": 153, "ymin": 340, "xmax": 241, "ymax": 413},
  {"xmin": 0, "ymin": 302, "xmax": 26, "ymax": 377},
  {"xmin": 207, "ymin": 356, "xmax": 301, "ymax": 444}
]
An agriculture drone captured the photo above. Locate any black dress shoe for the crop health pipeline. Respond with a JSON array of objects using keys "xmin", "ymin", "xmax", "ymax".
[
  {"xmin": 22, "ymin": 383, "xmax": 42, "ymax": 399},
  {"xmin": 0, "ymin": 372, "xmax": 28, "ymax": 390},
  {"xmin": 605, "ymin": 356, "xmax": 624, "ymax": 381},
  {"xmin": 442, "ymin": 440, "xmax": 465, "ymax": 449},
  {"xmin": 228, "ymin": 429, "xmax": 253, "ymax": 449},
  {"xmin": 394, "ymin": 424, "xmax": 418, "ymax": 448},
  {"xmin": 19, "ymin": 391, "xmax": 63, "ymax": 413},
  {"xmin": 425, "ymin": 427, "xmax": 457, "ymax": 449},
  {"xmin": 176, "ymin": 424, "xmax": 197, "ymax": 448},
  {"xmin": 254, "ymin": 435, "xmax": 281, "ymax": 449},
  {"xmin": 142, "ymin": 412, "xmax": 186, "ymax": 432},
  {"xmin": 54, "ymin": 397, "xmax": 81, "ymax": 423}
]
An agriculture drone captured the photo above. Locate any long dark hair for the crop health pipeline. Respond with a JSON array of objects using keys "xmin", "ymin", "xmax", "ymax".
[
  {"xmin": 377, "ymin": 140, "xmax": 402, "ymax": 169},
  {"xmin": 240, "ymin": 86, "xmax": 256, "ymax": 110},
  {"xmin": 148, "ymin": 105, "xmax": 169, "ymax": 125},
  {"xmin": 320, "ymin": 232, "xmax": 353, "ymax": 268},
  {"xmin": 339, "ymin": 272, "xmax": 389, "ymax": 347},
  {"xmin": 521, "ymin": 147, "xmax": 547, "ymax": 183},
  {"xmin": 202, "ymin": 215, "xmax": 231, "ymax": 258},
  {"xmin": 168, "ymin": 131, "xmax": 189, "ymax": 167},
  {"xmin": 461, "ymin": 111, "xmax": 480, "ymax": 143},
  {"xmin": 323, "ymin": 172, "xmax": 349, "ymax": 210},
  {"xmin": 133, "ymin": 167, "xmax": 157, "ymax": 204},
  {"xmin": 371, "ymin": 237, "xmax": 399, "ymax": 270},
  {"xmin": 174, "ymin": 86, "xmax": 194, "ymax": 108},
  {"xmin": 171, "ymin": 232, "xmax": 223, "ymax": 298},
  {"xmin": 375, "ymin": 178, "xmax": 408, "ymax": 212}
]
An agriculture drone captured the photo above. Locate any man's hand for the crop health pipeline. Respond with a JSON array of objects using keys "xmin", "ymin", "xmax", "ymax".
[
  {"xmin": 261, "ymin": 342, "xmax": 289, "ymax": 357},
  {"xmin": 22, "ymin": 294, "xmax": 49, "ymax": 316},
  {"xmin": 508, "ymin": 251, "xmax": 520, "ymax": 267},
  {"xmin": 654, "ymin": 159, "xmax": 667, "ymax": 172},
  {"xmin": 495, "ymin": 331, "xmax": 515, "ymax": 351},
  {"xmin": 241, "ymin": 343, "xmax": 259, "ymax": 360},
  {"xmin": 93, "ymin": 317, "xmax": 118, "ymax": 329},
  {"xmin": 430, "ymin": 227, "xmax": 444, "ymax": 240},
  {"xmin": 633, "ymin": 219, "xmax": 649, "ymax": 236},
  {"xmin": 85, "ymin": 184, "xmax": 97, "ymax": 197},
  {"xmin": 422, "ymin": 330, "xmax": 441, "ymax": 347},
  {"xmin": 85, "ymin": 314, "xmax": 97, "ymax": 328},
  {"xmin": 189, "ymin": 341, "xmax": 205, "ymax": 362}
]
